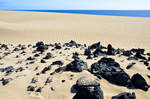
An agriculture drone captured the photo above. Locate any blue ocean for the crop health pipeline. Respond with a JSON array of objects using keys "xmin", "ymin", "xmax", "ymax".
[{"xmin": 17, "ymin": 10, "xmax": 150, "ymax": 17}]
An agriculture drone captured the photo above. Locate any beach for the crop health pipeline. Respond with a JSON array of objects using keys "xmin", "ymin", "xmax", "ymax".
[{"xmin": 0, "ymin": 11, "xmax": 150, "ymax": 99}]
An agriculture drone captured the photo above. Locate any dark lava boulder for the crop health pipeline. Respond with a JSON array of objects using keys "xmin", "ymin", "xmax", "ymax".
[
  {"xmin": 1, "ymin": 78, "xmax": 12, "ymax": 85},
  {"xmin": 91, "ymin": 57, "xmax": 130, "ymax": 86},
  {"xmin": 41, "ymin": 65, "xmax": 51, "ymax": 74},
  {"xmin": 88, "ymin": 42, "xmax": 101, "ymax": 50},
  {"xmin": 43, "ymin": 52, "xmax": 52, "ymax": 59},
  {"xmin": 131, "ymin": 48, "xmax": 145, "ymax": 54},
  {"xmin": 3, "ymin": 66, "xmax": 15, "ymax": 76},
  {"xmin": 66, "ymin": 58, "xmax": 88, "ymax": 72},
  {"xmin": 72, "ymin": 52, "xmax": 79, "ymax": 59},
  {"xmin": 36, "ymin": 41, "xmax": 48, "ymax": 53},
  {"xmin": 73, "ymin": 76, "xmax": 103, "ymax": 99},
  {"xmin": 126, "ymin": 62, "xmax": 136, "ymax": 69},
  {"xmin": 112, "ymin": 92, "xmax": 136, "ymax": 99},
  {"xmin": 93, "ymin": 47, "xmax": 106, "ymax": 57},
  {"xmin": 131, "ymin": 73, "xmax": 149, "ymax": 91},
  {"xmin": 84, "ymin": 48, "xmax": 92, "ymax": 58},
  {"xmin": 123, "ymin": 50, "xmax": 133, "ymax": 56},
  {"xmin": 54, "ymin": 43, "xmax": 62, "ymax": 49},
  {"xmin": 64, "ymin": 40, "xmax": 78, "ymax": 47},
  {"xmin": 52, "ymin": 60, "xmax": 64, "ymax": 66},
  {"xmin": 27, "ymin": 85, "xmax": 35, "ymax": 91},
  {"xmin": 135, "ymin": 52, "xmax": 146, "ymax": 60},
  {"xmin": 107, "ymin": 44, "xmax": 115, "ymax": 55}
]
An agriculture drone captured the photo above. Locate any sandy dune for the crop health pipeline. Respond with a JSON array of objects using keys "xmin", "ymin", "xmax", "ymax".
[
  {"xmin": 0, "ymin": 11, "xmax": 150, "ymax": 49},
  {"xmin": 0, "ymin": 11, "xmax": 150, "ymax": 99}
]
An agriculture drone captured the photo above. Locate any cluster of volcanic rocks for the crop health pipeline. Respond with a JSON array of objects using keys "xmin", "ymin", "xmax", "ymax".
[{"xmin": 0, "ymin": 41, "xmax": 150, "ymax": 99}]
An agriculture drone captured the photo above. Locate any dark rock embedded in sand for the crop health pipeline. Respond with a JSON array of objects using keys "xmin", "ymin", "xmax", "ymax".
[
  {"xmin": 107, "ymin": 44, "xmax": 115, "ymax": 55},
  {"xmin": 41, "ymin": 65, "xmax": 51, "ymax": 74},
  {"xmin": 31, "ymin": 77, "xmax": 38, "ymax": 83},
  {"xmin": 16, "ymin": 67, "xmax": 24, "ymax": 72},
  {"xmin": 45, "ymin": 77, "xmax": 53, "ymax": 85},
  {"xmin": 1, "ymin": 66, "xmax": 15, "ymax": 76},
  {"xmin": 66, "ymin": 58, "xmax": 88, "ymax": 72},
  {"xmin": 43, "ymin": 52, "xmax": 52, "ymax": 59},
  {"xmin": 111, "ymin": 92, "xmax": 136, "ymax": 99},
  {"xmin": 73, "ymin": 76, "xmax": 103, "ymax": 99},
  {"xmin": 41, "ymin": 59, "xmax": 46, "ymax": 63},
  {"xmin": 27, "ymin": 85, "xmax": 35, "ymax": 91},
  {"xmin": 1, "ymin": 78, "xmax": 12, "ymax": 85},
  {"xmin": 131, "ymin": 73, "xmax": 149, "ymax": 91},
  {"xmin": 52, "ymin": 60, "xmax": 64, "ymax": 66},
  {"xmin": 64, "ymin": 40, "xmax": 78, "ymax": 47},
  {"xmin": 36, "ymin": 87, "xmax": 42, "ymax": 93},
  {"xmin": 91, "ymin": 57, "xmax": 130, "ymax": 86},
  {"xmin": 88, "ymin": 42, "xmax": 101, "ymax": 50},
  {"xmin": 54, "ymin": 43, "xmax": 62, "ymax": 49},
  {"xmin": 36, "ymin": 41, "xmax": 48, "ymax": 53},
  {"xmin": 135, "ymin": 52, "xmax": 146, "ymax": 60},
  {"xmin": 123, "ymin": 50, "xmax": 133, "ymax": 56},
  {"xmin": 126, "ymin": 62, "xmax": 136, "ymax": 69}
]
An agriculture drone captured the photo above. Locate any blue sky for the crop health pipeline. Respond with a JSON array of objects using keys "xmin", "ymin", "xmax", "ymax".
[{"xmin": 0, "ymin": 0, "xmax": 150, "ymax": 10}]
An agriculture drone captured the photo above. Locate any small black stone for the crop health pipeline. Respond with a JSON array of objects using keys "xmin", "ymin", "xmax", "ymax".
[
  {"xmin": 41, "ymin": 59, "xmax": 46, "ymax": 63},
  {"xmin": 36, "ymin": 87, "xmax": 42, "ymax": 93},
  {"xmin": 147, "ymin": 67, "xmax": 150, "ymax": 70},
  {"xmin": 27, "ymin": 85, "xmax": 35, "ymax": 91},
  {"xmin": 126, "ymin": 62, "xmax": 136, "ymax": 69},
  {"xmin": 62, "ymin": 80, "xmax": 65, "ymax": 83},
  {"xmin": 50, "ymin": 87, "xmax": 55, "ymax": 91}
]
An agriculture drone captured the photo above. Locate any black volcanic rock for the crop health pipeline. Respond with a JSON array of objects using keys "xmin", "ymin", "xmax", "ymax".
[
  {"xmin": 45, "ymin": 77, "xmax": 53, "ymax": 85},
  {"xmin": 135, "ymin": 52, "xmax": 146, "ymax": 60},
  {"xmin": 36, "ymin": 41, "xmax": 48, "ymax": 53},
  {"xmin": 16, "ymin": 67, "xmax": 24, "ymax": 72},
  {"xmin": 126, "ymin": 62, "xmax": 136, "ymax": 69},
  {"xmin": 123, "ymin": 50, "xmax": 133, "ymax": 56},
  {"xmin": 131, "ymin": 73, "xmax": 149, "ymax": 91},
  {"xmin": 27, "ymin": 57, "xmax": 35, "ymax": 61},
  {"xmin": 64, "ymin": 40, "xmax": 78, "ymax": 47},
  {"xmin": 34, "ymin": 54, "xmax": 40, "ymax": 57},
  {"xmin": 66, "ymin": 58, "xmax": 88, "ymax": 72},
  {"xmin": 144, "ymin": 61, "xmax": 149, "ymax": 66},
  {"xmin": 1, "ymin": 78, "xmax": 12, "ymax": 85},
  {"xmin": 93, "ymin": 47, "xmax": 106, "ymax": 57},
  {"xmin": 111, "ymin": 92, "xmax": 136, "ymax": 99},
  {"xmin": 88, "ymin": 42, "xmax": 101, "ymax": 50},
  {"xmin": 131, "ymin": 48, "xmax": 145, "ymax": 54},
  {"xmin": 43, "ymin": 52, "xmax": 52, "ymax": 59},
  {"xmin": 107, "ymin": 44, "xmax": 115, "ymax": 55},
  {"xmin": 36, "ymin": 87, "xmax": 42, "ymax": 93},
  {"xmin": 72, "ymin": 52, "xmax": 79, "ymax": 59},
  {"xmin": 4, "ymin": 66, "xmax": 14, "ymax": 76},
  {"xmin": 27, "ymin": 85, "xmax": 35, "ymax": 91},
  {"xmin": 41, "ymin": 59, "xmax": 46, "ymax": 63},
  {"xmin": 52, "ymin": 60, "xmax": 64, "ymax": 66},
  {"xmin": 41, "ymin": 65, "xmax": 51, "ymax": 74},
  {"xmin": 54, "ymin": 43, "xmax": 62, "ymax": 49},
  {"xmin": 73, "ymin": 76, "xmax": 103, "ymax": 99},
  {"xmin": 91, "ymin": 57, "xmax": 130, "ymax": 86}
]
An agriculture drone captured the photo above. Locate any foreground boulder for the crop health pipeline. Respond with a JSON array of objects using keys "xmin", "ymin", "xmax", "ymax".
[
  {"xmin": 112, "ymin": 92, "xmax": 136, "ymax": 99},
  {"xmin": 91, "ymin": 57, "xmax": 130, "ymax": 86},
  {"xmin": 66, "ymin": 58, "xmax": 88, "ymax": 72},
  {"xmin": 73, "ymin": 76, "xmax": 103, "ymax": 99},
  {"xmin": 131, "ymin": 73, "xmax": 149, "ymax": 91}
]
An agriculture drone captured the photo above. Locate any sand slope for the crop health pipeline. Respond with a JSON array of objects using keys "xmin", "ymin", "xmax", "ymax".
[
  {"xmin": 0, "ymin": 11, "xmax": 150, "ymax": 49},
  {"xmin": 0, "ymin": 11, "xmax": 150, "ymax": 99}
]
